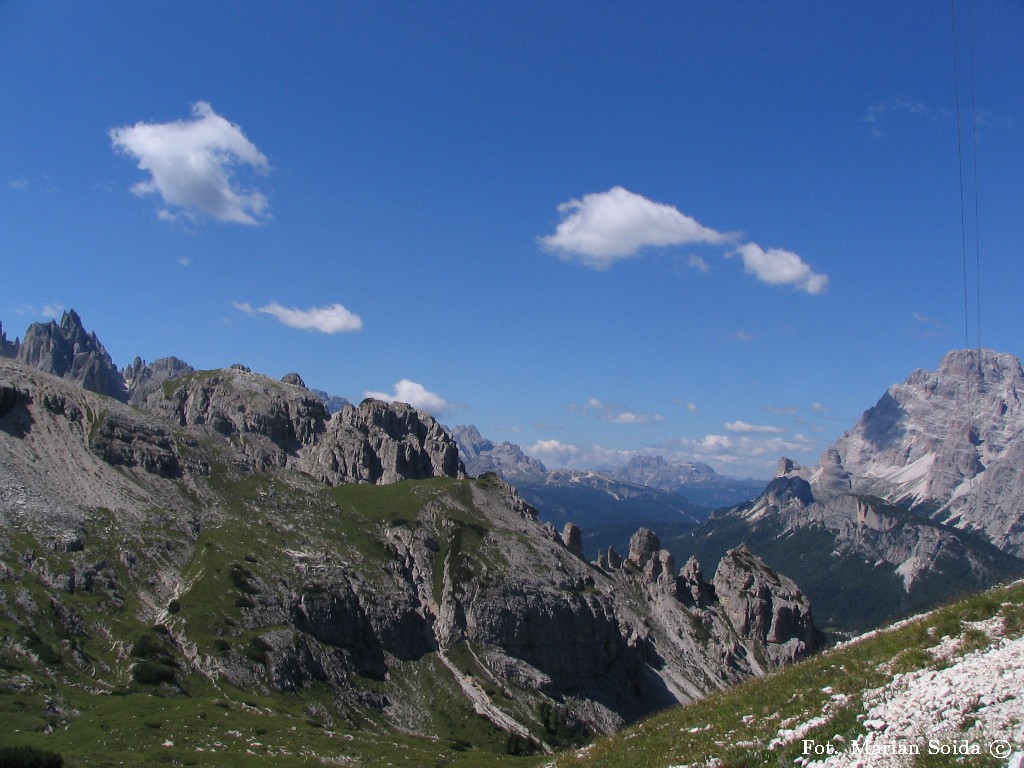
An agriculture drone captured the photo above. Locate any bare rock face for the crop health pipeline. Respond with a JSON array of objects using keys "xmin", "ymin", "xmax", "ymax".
[
  {"xmin": 452, "ymin": 424, "xmax": 547, "ymax": 479},
  {"xmin": 561, "ymin": 522, "xmax": 584, "ymax": 558},
  {"xmin": 833, "ymin": 349, "xmax": 1024, "ymax": 555},
  {"xmin": 17, "ymin": 310, "xmax": 126, "ymax": 401},
  {"xmin": 123, "ymin": 356, "xmax": 195, "ymax": 406},
  {"xmin": 146, "ymin": 367, "xmax": 331, "ymax": 470},
  {"xmin": 306, "ymin": 399, "xmax": 466, "ymax": 486},
  {"xmin": 816, "ymin": 447, "xmax": 852, "ymax": 494},
  {"xmin": 678, "ymin": 555, "xmax": 713, "ymax": 607},
  {"xmin": 90, "ymin": 413, "xmax": 181, "ymax": 478},
  {"xmin": 0, "ymin": 320, "xmax": 19, "ymax": 358},
  {"xmin": 627, "ymin": 527, "xmax": 661, "ymax": 568},
  {"xmin": 606, "ymin": 545, "xmax": 623, "ymax": 569},
  {"xmin": 711, "ymin": 544, "xmax": 821, "ymax": 665}
]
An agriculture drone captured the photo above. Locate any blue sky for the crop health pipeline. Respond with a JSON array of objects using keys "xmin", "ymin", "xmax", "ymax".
[{"xmin": 2, "ymin": 1, "xmax": 1022, "ymax": 478}]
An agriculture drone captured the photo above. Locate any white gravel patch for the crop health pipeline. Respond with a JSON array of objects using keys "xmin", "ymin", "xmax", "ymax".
[{"xmin": 797, "ymin": 632, "xmax": 1024, "ymax": 767}]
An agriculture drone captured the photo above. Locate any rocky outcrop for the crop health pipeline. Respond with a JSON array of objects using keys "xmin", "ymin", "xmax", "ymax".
[
  {"xmin": 678, "ymin": 556, "xmax": 713, "ymax": 607},
  {"xmin": 16, "ymin": 310, "xmax": 127, "ymax": 401},
  {"xmin": 561, "ymin": 522, "xmax": 584, "ymax": 558},
  {"xmin": 625, "ymin": 527, "xmax": 676, "ymax": 587},
  {"xmin": 90, "ymin": 412, "xmax": 182, "ymax": 478},
  {"xmin": 712, "ymin": 544, "xmax": 821, "ymax": 665},
  {"xmin": 307, "ymin": 399, "xmax": 466, "ymax": 485},
  {"xmin": 0, "ymin": 321, "xmax": 19, "ymax": 358},
  {"xmin": 123, "ymin": 356, "xmax": 195, "ymax": 406},
  {"xmin": 145, "ymin": 367, "xmax": 331, "ymax": 470},
  {"xmin": 146, "ymin": 369, "xmax": 465, "ymax": 485}
]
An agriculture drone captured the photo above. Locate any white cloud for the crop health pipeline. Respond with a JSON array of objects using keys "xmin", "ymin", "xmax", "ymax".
[
  {"xmin": 41, "ymin": 303, "xmax": 65, "ymax": 318},
  {"xmin": 687, "ymin": 254, "xmax": 711, "ymax": 273},
  {"xmin": 577, "ymin": 397, "xmax": 664, "ymax": 425},
  {"xmin": 364, "ymin": 380, "xmax": 449, "ymax": 416},
  {"xmin": 7, "ymin": 178, "xmax": 29, "ymax": 191},
  {"xmin": 255, "ymin": 302, "xmax": 363, "ymax": 334},
  {"xmin": 668, "ymin": 432, "xmax": 820, "ymax": 477},
  {"xmin": 527, "ymin": 439, "xmax": 580, "ymax": 465},
  {"xmin": 764, "ymin": 406, "xmax": 800, "ymax": 415},
  {"xmin": 734, "ymin": 330, "xmax": 754, "ymax": 342},
  {"xmin": 110, "ymin": 101, "xmax": 270, "ymax": 224},
  {"xmin": 731, "ymin": 243, "xmax": 828, "ymax": 294},
  {"xmin": 526, "ymin": 439, "xmax": 632, "ymax": 470},
  {"xmin": 540, "ymin": 186, "xmax": 735, "ymax": 268},
  {"xmin": 724, "ymin": 420, "xmax": 786, "ymax": 434}
]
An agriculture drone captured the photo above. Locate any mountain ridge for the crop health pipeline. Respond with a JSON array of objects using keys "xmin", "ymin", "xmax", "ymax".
[{"xmin": 0, "ymin": 311, "xmax": 823, "ymax": 763}]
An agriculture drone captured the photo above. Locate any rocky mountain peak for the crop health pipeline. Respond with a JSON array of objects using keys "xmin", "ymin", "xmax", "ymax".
[
  {"xmin": 712, "ymin": 544, "xmax": 822, "ymax": 665},
  {"xmin": 832, "ymin": 348, "xmax": 1024, "ymax": 554},
  {"xmin": 123, "ymin": 355, "xmax": 195, "ymax": 406},
  {"xmin": 0, "ymin": 320, "xmax": 19, "ymax": 358},
  {"xmin": 307, "ymin": 398, "xmax": 466, "ymax": 485},
  {"xmin": 627, "ymin": 527, "xmax": 661, "ymax": 567},
  {"xmin": 774, "ymin": 457, "xmax": 805, "ymax": 478},
  {"xmin": 16, "ymin": 310, "xmax": 126, "ymax": 401},
  {"xmin": 815, "ymin": 446, "xmax": 852, "ymax": 494},
  {"xmin": 451, "ymin": 424, "xmax": 547, "ymax": 478}
]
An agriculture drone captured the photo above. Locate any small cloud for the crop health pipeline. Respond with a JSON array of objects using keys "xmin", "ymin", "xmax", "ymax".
[
  {"xmin": 812, "ymin": 402, "xmax": 829, "ymax": 414},
  {"xmin": 178, "ymin": 256, "xmax": 191, "ymax": 267},
  {"xmin": 724, "ymin": 420, "xmax": 786, "ymax": 434},
  {"xmin": 674, "ymin": 400, "xmax": 699, "ymax": 414},
  {"xmin": 730, "ymin": 243, "xmax": 828, "ymax": 294},
  {"xmin": 734, "ymin": 330, "xmax": 754, "ymax": 342},
  {"xmin": 255, "ymin": 302, "xmax": 362, "ymax": 334},
  {"xmin": 525, "ymin": 439, "xmax": 632, "ymax": 470},
  {"xmin": 540, "ymin": 186, "xmax": 736, "ymax": 269},
  {"xmin": 41, "ymin": 303, "xmax": 65, "ymax": 318},
  {"xmin": 110, "ymin": 101, "xmax": 270, "ymax": 225},
  {"xmin": 687, "ymin": 254, "xmax": 711, "ymax": 273},
  {"xmin": 364, "ymin": 379, "xmax": 449, "ymax": 416},
  {"xmin": 577, "ymin": 397, "xmax": 664, "ymax": 425},
  {"xmin": 911, "ymin": 312, "xmax": 943, "ymax": 338},
  {"xmin": 864, "ymin": 99, "xmax": 948, "ymax": 138},
  {"xmin": 764, "ymin": 406, "xmax": 800, "ymax": 416},
  {"xmin": 666, "ymin": 431, "xmax": 820, "ymax": 476},
  {"xmin": 7, "ymin": 178, "xmax": 29, "ymax": 191},
  {"xmin": 527, "ymin": 439, "xmax": 580, "ymax": 464}
]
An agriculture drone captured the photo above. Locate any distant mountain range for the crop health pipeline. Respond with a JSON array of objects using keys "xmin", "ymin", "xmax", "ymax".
[
  {"xmin": 451, "ymin": 425, "xmax": 767, "ymax": 557},
  {"xmin": 682, "ymin": 349, "xmax": 1024, "ymax": 632}
]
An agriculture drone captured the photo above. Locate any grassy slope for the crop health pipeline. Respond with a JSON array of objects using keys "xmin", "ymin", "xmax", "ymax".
[
  {"xmin": 553, "ymin": 580, "xmax": 1024, "ymax": 768},
  {"xmin": 0, "ymin": 471, "xmax": 548, "ymax": 767}
]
